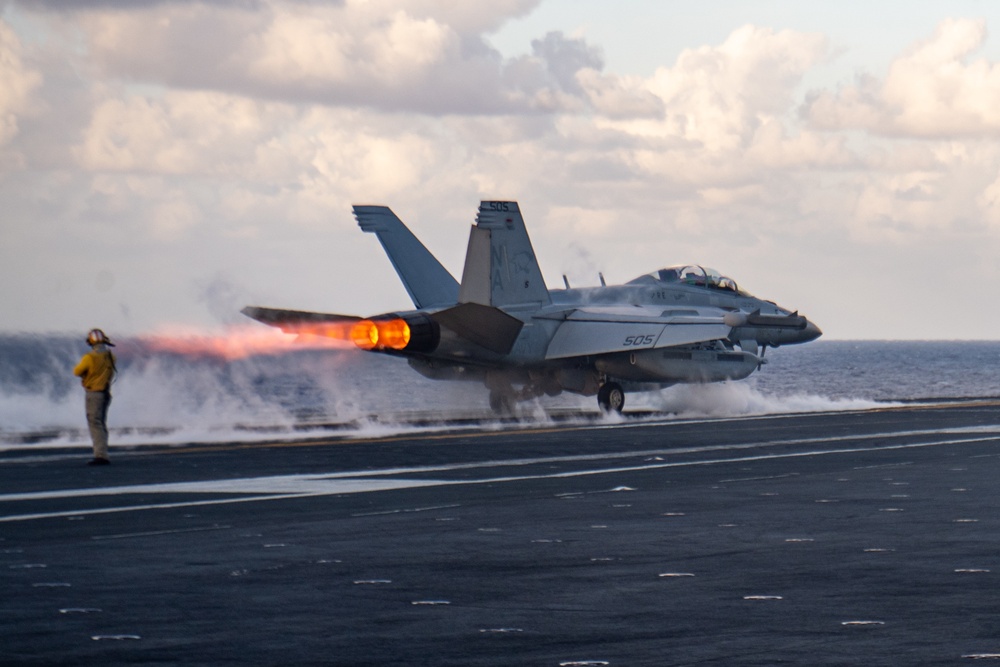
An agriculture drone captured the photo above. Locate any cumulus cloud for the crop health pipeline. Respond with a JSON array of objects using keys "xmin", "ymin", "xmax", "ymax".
[
  {"xmin": 583, "ymin": 24, "xmax": 837, "ymax": 198},
  {"xmin": 638, "ymin": 25, "xmax": 830, "ymax": 151},
  {"xmin": 31, "ymin": 0, "xmax": 643, "ymax": 116},
  {"xmin": 789, "ymin": 18, "xmax": 1000, "ymax": 239},
  {"xmin": 392, "ymin": 0, "xmax": 541, "ymax": 35},
  {"xmin": 805, "ymin": 18, "xmax": 1000, "ymax": 137},
  {"xmin": 4, "ymin": 3, "xmax": 1000, "ymax": 338},
  {"xmin": 530, "ymin": 30, "xmax": 602, "ymax": 96},
  {"xmin": 977, "ymin": 172, "xmax": 1000, "ymax": 226},
  {"xmin": 577, "ymin": 69, "xmax": 664, "ymax": 119},
  {"xmin": 72, "ymin": 90, "xmax": 467, "ymax": 216},
  {"xmin": 242, "ymin": 7, "xmax": 456, "ymax": 91},
  {"xmin": 73, "ymin": 92, "xmax": 280, "ymax": 174},
  {"xmin": 0, "ymin": 19, "xmax": 42, "ymax": 154}
]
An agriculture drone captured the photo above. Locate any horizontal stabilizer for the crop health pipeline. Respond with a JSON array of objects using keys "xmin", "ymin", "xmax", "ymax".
[
  {"xmin": 432, "ymin": 302, "xmax": 524, "ymax": 355},
  {"xmin": 354, "ymin": 205, "xmax": 459, "ymax": 309},
  {"xmin": 545, "ymin": 307, "xmax": 731, "ymax": 359}
]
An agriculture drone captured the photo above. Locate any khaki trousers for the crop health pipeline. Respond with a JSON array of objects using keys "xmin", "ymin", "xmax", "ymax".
[{"xmin": 85, "ymin": 390, "xmax": 112, "ymax": 459}]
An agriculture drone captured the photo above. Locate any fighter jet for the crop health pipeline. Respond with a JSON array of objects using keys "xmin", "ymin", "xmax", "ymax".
[{"xmin": 243, "ymin": 201, "xmax": 821, "ymax": 413}]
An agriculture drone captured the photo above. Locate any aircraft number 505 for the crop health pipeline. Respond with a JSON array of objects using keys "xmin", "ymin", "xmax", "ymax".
[{"xmin": 623, "ymin": 334, "xmax": 655, "ymax": 346}]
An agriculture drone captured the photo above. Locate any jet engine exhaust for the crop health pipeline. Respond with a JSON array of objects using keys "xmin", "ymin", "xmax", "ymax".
[
  {"xmin": 351, "ymin": 320, "xmax": 380, "ymax": 350},
  {"xmin": 352, "ymin": 313, "xmax": 439, "ymax": 353}
]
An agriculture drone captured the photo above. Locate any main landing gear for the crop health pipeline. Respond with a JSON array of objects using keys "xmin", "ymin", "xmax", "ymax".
[
  {"xmin": 488, "ymin": 389, "xmax": 515, "ymax": 414},
  {"xmin": 485, "ymin": 372, "xmax": 624, "ymax": 415},
  {"xmin": 597, "ymin": 382, "xmax": 625, "ymax": 414}
]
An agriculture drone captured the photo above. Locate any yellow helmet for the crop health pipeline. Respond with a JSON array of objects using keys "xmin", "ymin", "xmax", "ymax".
[{"xmin": 86, "ymin": 328, "xmax": 114, "ymax": 346}]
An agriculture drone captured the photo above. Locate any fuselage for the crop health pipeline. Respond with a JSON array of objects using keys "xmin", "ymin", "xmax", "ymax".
[
  {"xmin": 405, "ymin": 265, "xmax": 821, "ymax": 395},
  {"xmin": 243, "ymin": 200, "xmax": 824, "ymax": 412}
]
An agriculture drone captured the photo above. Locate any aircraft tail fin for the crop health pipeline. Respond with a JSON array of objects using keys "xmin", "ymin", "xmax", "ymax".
[
  {"xmin": 354, "ymin": 205, "xmax": 459, "ymax": 309},
  {"xmin": 458, "ymin": 201, "xmax": 551, "ymax": 308}
]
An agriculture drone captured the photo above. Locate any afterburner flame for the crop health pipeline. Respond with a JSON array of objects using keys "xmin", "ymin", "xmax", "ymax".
[
  {"xmin": 351, "ymin": 320, "xmax": 379, "ymax": 350},
  {"xmin": 377, "ymin": 319, "xmax": 411, "ymax": 350},
  {"xmin": 142, "ymin": 325, "xmax": 349, "ymax": 360},
  {"xmin": 347, "ymin": 318, "xmax": 411, "ymax": 351},
  {"xmin": 292, "ymin": 321, "xmax": 357, "ymax": 341}
]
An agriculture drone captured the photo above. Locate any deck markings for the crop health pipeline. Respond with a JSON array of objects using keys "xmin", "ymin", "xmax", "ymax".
[{"xmin": 2, "ymin": 431, "xmax": 999, "ymax": 523}]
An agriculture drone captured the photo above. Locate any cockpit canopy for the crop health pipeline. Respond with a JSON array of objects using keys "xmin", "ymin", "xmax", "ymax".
[{"xmin": 628, "ymin": 265, "xmax": 752, "ymax": 296}]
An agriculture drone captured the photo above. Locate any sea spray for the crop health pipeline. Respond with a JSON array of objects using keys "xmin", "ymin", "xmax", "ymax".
[
  {"xmin": 3, "ymin": 337, "xmax": 998, "ymax": 447},
  {"xmin": 636, "ymin": 381, "xmax": 886, "ymax": 418}
]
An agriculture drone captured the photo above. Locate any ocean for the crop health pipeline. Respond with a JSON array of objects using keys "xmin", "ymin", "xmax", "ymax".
[{"xmin": 2, "ymin": 335, "xmax": 999, "ymax": 448}]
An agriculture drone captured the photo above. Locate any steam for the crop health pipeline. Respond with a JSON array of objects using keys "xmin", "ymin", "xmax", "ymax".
[
  {"xmin": 0, "ymin": 335, "xmax": 930, "ymax": 452},
  {"xmin": 0, "ymin": 334, "xmax": 493, "ymax": 449},
  {"xmin": 559, "ymin": 242, "xmax": 605, "ymax": 289},
  {"xmin": 631, "ymin": 381, "xmax": 887, "ymax": 418},
  {"xmin": 0, "ymin": 391, "xmax": 79, "ymax": 434},
  {"xmin": 196, "ymin": 274, "xmax": 254, "ymax": 327}
]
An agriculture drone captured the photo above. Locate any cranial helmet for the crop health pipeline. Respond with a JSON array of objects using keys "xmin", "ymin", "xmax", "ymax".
[{"xmin": 86, "ymin": 328, "xmax": 114, "ymax": 346}]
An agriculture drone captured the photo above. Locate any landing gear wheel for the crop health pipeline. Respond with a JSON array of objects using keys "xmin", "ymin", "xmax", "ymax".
[{"xmin": 597, "ymin": 382, "xmax": 625, "ymax": 414}]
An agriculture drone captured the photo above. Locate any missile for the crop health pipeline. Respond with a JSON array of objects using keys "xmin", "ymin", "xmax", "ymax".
[{"xmin": 726, "ymin": 309, "xmax": 822, "ymax": 346}]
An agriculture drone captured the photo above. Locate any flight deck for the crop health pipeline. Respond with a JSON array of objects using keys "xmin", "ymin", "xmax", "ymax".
[{"xmin": 3, "ymin": 402, "xmax": 1000, "ymax": 665}]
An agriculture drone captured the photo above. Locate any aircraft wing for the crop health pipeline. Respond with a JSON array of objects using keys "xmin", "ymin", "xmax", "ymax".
[{"xmin": 544, "ymin": 307, "xmax": 731, "ymax": 360}]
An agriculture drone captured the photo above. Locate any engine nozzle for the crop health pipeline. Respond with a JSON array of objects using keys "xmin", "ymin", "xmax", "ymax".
[{"xmin": 351, "ymin": 313, "xmax": 439, "ymax": 353}]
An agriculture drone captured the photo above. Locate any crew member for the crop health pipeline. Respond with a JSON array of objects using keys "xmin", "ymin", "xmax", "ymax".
[{"xmin": 73, "ymin": 328, "xmax": 117, "ymax": 466}]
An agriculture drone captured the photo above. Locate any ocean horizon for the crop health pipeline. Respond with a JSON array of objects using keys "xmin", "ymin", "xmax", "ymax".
[{"xmin": 3, "ymin": 335, "xmax": 999, "ymax": 448}]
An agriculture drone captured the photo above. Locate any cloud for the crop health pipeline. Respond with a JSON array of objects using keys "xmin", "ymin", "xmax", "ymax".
[
  {"xmin": 584, "ymin": 24, "xmax": 838, "ymax": 199},
  {"xmin": 4, "ymin": 4, "xmax": 1000, "ymax": 338},
  {"xmin": 35, "ymin": 0, "xmax": 640, "ymax": 116},
  {"xmin": 0, "ymin": 19, "xmax": 43, "ymax": 155},
  {"xmin": 530, "ymin": 30, "xmax": 602, "ymax": 96},
  {"xmin": 577, "ymin": 69, "xmax": 664, "ymax": 119},
  {"xmin": 805, "ymin": 18, "xmax": 1000, "ymax": 137},
  {"xmin": 636, "ymin": 25, "xmax": 830, "ymax": 151},
  {"xmin": 792, "ymin": 19, "xmax": 1000, "ymax": 237},
  {"xmin": 242, "ymin": 7, "xmax": 456, "ymax": 91},
  {"xmin": 392, "ymin": 0, "xmax": 541, "ymax": 35},
  {"xmin": 71, "ymin": 90, "xmax": 470, "ymax": 222},
  {"xmin": 74, "ymin": 92, "xmax": 273, "ymax": 174},
  {"xmin": 18, "ymin": 0, "xmax": 266, "ymax": 8}
]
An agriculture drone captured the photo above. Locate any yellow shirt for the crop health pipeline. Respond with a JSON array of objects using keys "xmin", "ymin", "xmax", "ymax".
[{"xmin": 74, "ymin": 348, "xmax": 116, "ymax": 392}]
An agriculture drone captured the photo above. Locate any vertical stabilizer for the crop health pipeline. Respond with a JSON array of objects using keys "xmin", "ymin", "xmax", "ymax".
[
  {"xmin": 458, "ymin": 201, "xmax": 551, "ymax": 308},
  {"xmin": 354, "ymin": 205, "xmax": 459, "ymax": 309}
]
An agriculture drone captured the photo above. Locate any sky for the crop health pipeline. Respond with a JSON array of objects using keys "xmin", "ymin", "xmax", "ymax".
[{"xmin": 3, "ymin": 0, "xmax": 1000, "ymax": 340}]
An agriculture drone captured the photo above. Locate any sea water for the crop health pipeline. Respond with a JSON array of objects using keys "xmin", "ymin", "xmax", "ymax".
[{"xmin": 1, "ymin": 335, "xmax": 998, "ymax": 447}]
